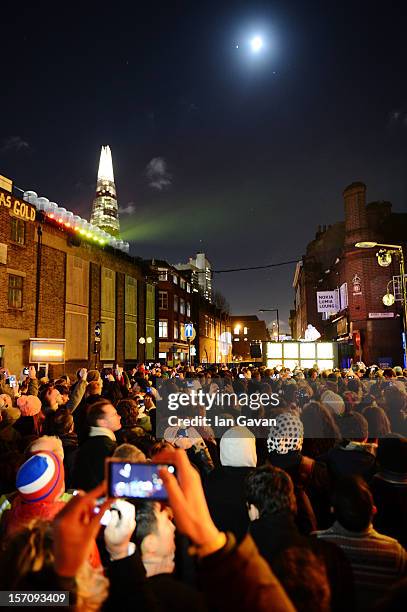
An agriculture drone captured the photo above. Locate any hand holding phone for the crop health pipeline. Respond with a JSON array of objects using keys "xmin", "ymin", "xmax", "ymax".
[{"xmin": 106, "ymin": 459, "xmax": 176, "ymax": 501}]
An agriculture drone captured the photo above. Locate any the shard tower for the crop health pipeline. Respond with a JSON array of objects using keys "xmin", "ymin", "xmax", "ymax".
[{"xmin": 90, "ymin": 145, "xmax": 120, "ymax": 235}]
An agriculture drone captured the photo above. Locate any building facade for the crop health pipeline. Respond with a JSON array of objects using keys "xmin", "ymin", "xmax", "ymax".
[
  {"xmin": 0, "ymin": 176, "xmax": 154, "ymax": 378},
  {"xmin": 292, "ymin": 182, "xmax": 407, "ymax": 366},
  {"xmin": 176, "ymin": 252, "xmax": 213, "ymax": 302},
  {"xmin": 152, "ymin": 259, "xmax": 232, "ymax": 364},
  {"xmin": 230, "ymin": 315, "xmax": 270, "ymax": 363}
]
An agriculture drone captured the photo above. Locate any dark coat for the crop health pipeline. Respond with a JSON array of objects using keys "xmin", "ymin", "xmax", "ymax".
[
  {"xmin": 370, "ymin": 471, "xmax": 407, "ymax": 549},
  {"xmin": 72, "ymin": 434, "xmax": 116, "ymax": 491},
  {"xmin": 320, "ymin": 443, "xmax": 377, "ymax": 482},
  {"xmin": 203, "ymin": 465, "xmax": 254, "ymax": 541},
  {"xmin": 267, "ymin": 451, "xmax": 331, "ymax": 530},
  {"xmin": 250, "ymin": 511, "xmax": 355, "ymax": 612}
]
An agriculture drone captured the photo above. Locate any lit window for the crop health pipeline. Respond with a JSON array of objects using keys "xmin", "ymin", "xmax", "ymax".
[
  {"xmin": 8, "ymin": 274, "xmax": 23, "ymax": 308},
  {"xmin": 174, "ymin": 322, "xmax": 179, "ymax": 339},
  {"xmin": 180, "ymin": 278, "xmax": 186, "ymax": 290},
  {"xmin": 187, "ymin": 283, "xmax": 191, "ymax": 293},
  {"xmin": 180, "ymin": 298, "xmax": 185, "ymax": 315},
  {"xmin": 243, "ymin": 327, "xmax": 248, "ymax": 335},
  {"xmin": 234, "ymin": 326, "xmax": 240, "ymax": 335},
  {"xmin": 159, "ymin": 320, "xmax": 168, "ymax": 338},
  {"xmin": 158, "ymin": 269, "xmax": 168, "ymax": 281},
  {"xmin": 174, "ymin": 295, "xmax": 178, "ymax": 312},
  {"xmin": 186, "ymin": 302, "xmax": 191, "ymax": 317},
  {"xmin": 10, "ymin": 218, "xmax": 25, "ymax": 245},
  {"xmin": 159, "ymin": 291, "xmax": 168, "ymax": 310},
  {"xmin": 173, "ymin": 275, "xmax": 178, "ymax": 284}
]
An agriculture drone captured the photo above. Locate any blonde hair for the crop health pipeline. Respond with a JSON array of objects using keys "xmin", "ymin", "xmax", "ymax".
[{"xmin": 27, "ymin": 436, "xmax": 64, "ymax": 460}]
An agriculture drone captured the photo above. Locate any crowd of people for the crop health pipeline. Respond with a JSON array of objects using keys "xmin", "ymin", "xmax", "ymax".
[{"xmin": 0, "ymin": 360, "xmax": 406, "ymax": 611}]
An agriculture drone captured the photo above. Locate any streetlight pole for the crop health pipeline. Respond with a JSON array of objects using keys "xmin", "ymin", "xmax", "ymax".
[
  {"xmin": 259, "ymin": 308, "xmax": 280, "ymax": 341},
  {"xmin": 355, "ymin": 242, "xmax": 407, "ymax": 367}
]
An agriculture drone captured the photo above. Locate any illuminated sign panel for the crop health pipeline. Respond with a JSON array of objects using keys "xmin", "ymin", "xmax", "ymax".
[
  {"xmin": 29, "ymin": 338, "xmax": 66, "ymax": 363},
  {"xmin": 265, "ymin": 341, "xmax": 337, "ymax": 370},
  {"xmin": 0, "ymin": 190, "xmax": 36, "ymax": 222}
]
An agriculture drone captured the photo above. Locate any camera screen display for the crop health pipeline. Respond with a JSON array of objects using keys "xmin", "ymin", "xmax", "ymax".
[{"xmin": 107, "ymin": 461, "xmax": 175, "ymax": 501}]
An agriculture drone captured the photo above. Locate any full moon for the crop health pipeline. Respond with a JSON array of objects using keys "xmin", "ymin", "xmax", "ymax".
[{"xmin": 250, "ymin": 36, "xmax": 263, "ymax": 53}]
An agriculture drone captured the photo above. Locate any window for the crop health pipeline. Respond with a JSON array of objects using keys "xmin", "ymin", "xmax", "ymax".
[
  {"xmin": 159, "ymin": 291, "xmax": 168, "ymax": 310},
  {"xmin": 186, "ymin": 302, "xmax": 191, "ymax": 317},
  {"xmin": 234, "ymin": 326, "xmax": 240, "ymax": 335},
  {"xmin": 174, "ymin": 295, "xmax": 178, "ymax": 312},
  {"xmin": 186, "ymin": 283, "xmax": 191, "ymax": 293},
  {"xmin": 173, "ymin": 275, "xmax": 178, "ymax": 284},
  {"xmin": 180, "ymin": 298, "xmax": 185, "ymax": 315},
  {"xmin": 10, "ymin": 218, "xmax": 25, "ymax": 245},
  {"xmin": 243, "ymin": 326, "xmax": 248, "ymax": 335},
  {"xmin": 158, "ymin": 268, "xmax": 168, "ymax": 281},
  {"xmin": 8, "ymin": 274, "xmax": 23, "ymax": 308},
  {"xmin": 159, "ymin": 320, "xmax": 168, "ymax": 338},
  {"xmin": 180, "ymin": 278, "xmax": 186, "ymax": 290},
  {"xmin": 174, "ymin": 322, "xmax": 179, "ymax": 339}
]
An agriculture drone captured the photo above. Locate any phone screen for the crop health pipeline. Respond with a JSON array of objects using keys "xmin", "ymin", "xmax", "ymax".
[
  {"xmin": 106, "ymin": 460, "xmax": 175, "ymax": 501},
  {"xmin": 8, "ymin": 375, "xmax": 17, "ymax": 387}
]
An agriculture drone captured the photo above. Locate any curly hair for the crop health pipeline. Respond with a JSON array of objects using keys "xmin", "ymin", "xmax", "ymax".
[{"xmin": 246, "ymin": 465, "xmax": 297, "ymax": 516}]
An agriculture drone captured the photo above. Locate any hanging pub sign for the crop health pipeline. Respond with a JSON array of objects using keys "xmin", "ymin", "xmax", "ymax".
[{"xmin": 352, "ymin": 274, "xmax": 362, "ymax": 295}]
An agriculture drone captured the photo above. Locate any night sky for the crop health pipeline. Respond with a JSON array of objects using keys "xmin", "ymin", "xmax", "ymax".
[{"xmin": 1, "ymin": 1, "xmax": 407, "ymax": 332}]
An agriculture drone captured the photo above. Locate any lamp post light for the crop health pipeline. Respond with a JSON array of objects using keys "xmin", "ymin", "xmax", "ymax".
[
  {"xmin": 355, "ymin": 242, "xmax": 407, "ymax": 366},
  {"xmin": 259, "ymin": 308, "xmax": 280, "ymax": 342}
]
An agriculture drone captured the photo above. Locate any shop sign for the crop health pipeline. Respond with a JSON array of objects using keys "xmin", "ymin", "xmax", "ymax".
[{"xmin": 0, "ymin": 191, "xmax": 36, "ymax": 222}]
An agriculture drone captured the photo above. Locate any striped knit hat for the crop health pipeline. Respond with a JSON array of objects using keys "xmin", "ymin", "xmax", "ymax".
[{"xmin": 16, "ymin": 451, "xmax": 64, "ymax": 503}]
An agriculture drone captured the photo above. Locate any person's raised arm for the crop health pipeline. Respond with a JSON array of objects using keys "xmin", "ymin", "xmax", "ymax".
[{"xmin": 155, "ymin": 448, "xmax": 295, "ymax": 612}]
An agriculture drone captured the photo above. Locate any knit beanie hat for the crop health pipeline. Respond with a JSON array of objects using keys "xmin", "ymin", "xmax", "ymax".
[
  {"xmin": 16, "ymin": 451, "xmax": 64, "ymax": 503},
  {"xmin": 267, "ymin": 412, "xmax": 304, "ymax": 455},
  {"xmin": 220, "ymin": 426, "xmax": 257, "ymax": 467},
  {"xmin": 17, "ymin": 395, "xmax": 42, "ymax": 417},
  {"xmin": 321, "ymin": 390, "xmax": 345, "ymax": 416}
]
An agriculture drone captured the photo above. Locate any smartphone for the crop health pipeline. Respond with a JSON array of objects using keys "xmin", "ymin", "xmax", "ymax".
[
  {"xmin": 106, "ymin": 460, "xmax": 176, "ymax": 501},
  {"xmin": 239, "ymin": 374, "xmax": 245, "ymax": 379},
  {"xmin": 8, "ymin": 375, "xmax": 17, "ymax": 388},
  {"xmin": 23, "ymin": 367, "xmax": 29, "ymax": 376},
  {"xmin": 146, "ymin": 387, "xmax": 152, "ymax": 393}
]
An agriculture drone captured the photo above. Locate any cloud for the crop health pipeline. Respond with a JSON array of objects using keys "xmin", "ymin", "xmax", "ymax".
[
  {"xmin": 146, "ymin": 157, "xmax": 172, "ymax": 190},
  {"xmin": 0, "ymin": 136, "xmax": 30, "ymax": 153},
  {"xmin": 119, "ymin": 202, "xmax": 136, "ymax": 215}
]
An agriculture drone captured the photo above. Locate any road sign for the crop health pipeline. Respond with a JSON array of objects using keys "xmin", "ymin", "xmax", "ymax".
[{"xmin": 184, "ymin": 323, "xmax": 194, "ymax": 338}]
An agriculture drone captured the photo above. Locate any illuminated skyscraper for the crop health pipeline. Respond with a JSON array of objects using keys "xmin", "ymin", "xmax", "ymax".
[{"xmin": 90, "ymin": 145, "xmax": 120, "ymax": 235}]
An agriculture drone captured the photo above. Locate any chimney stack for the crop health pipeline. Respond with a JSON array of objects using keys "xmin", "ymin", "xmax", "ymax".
[{"xmin": 343, "ymin": 182, "xmax": 368, "ymax": 247}]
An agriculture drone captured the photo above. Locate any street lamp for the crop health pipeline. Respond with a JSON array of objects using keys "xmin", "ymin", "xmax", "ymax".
[
  {"xmin": 355, "ymin": 241, "xmax": 407, "ymax": 366},
  {"xmin": 259, "ymin": 308, "xmax": 280, "ymax": 342}
]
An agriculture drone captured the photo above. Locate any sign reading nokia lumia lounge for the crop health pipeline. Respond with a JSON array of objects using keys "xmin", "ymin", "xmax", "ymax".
[
  {"xmin": 316, "ymin": 290, "xmax": 340, "ymax": 313},
  {"xmin": 0, "ymin": 190, "xmax": 36, "ymax": 222}
]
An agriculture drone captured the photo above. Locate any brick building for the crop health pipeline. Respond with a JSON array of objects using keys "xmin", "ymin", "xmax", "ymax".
[
  {"xmin": 151, "ymin": 259, "xmax": 232, "ymax": 364},
  {"xmin": 230, "ymin": 315, "xmax": 271, "ymax": 363},
  {"xmin": 292, "ymin": 182, "xmax": 407, "ymax": 366},
  {"xmin": 0, "ymin": 176, "xmax": 155, "ymax": 377}
]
